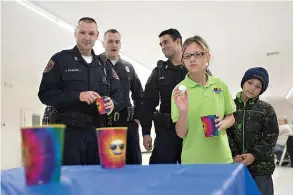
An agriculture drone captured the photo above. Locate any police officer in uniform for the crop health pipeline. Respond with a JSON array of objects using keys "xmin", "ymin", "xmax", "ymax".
[
  {"xmin": 141, "ymin": 29, "xmax": 185, "ymax": 164},
  {"xmin": 101, "ymin": 29, "xmax": 144, "ymax": 164},
  {"xmin": 141, "ymin": 29, "xmax": 212, "ymax": 164},
  {"xmin": 38, "ymin": 18, "xmax": 123, "ymax": 165}
]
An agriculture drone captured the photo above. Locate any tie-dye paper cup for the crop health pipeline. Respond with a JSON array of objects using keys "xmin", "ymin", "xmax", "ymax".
[
  {"xmin": 201, "ymin": 115, "xmax": 219, "ymax": 137},
  {"xmin": 21, "ymin": 124, "xmax": 65, "ymax": 185},
  {"xmin": 96, "ymin": 127, "xmax": 127, "ymax": 168},
  {"xmin": 96, "ymin": 96, "xmax": 111, "ymax": 114}
]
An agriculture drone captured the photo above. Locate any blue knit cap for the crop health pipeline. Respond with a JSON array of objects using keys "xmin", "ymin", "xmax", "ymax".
[{"xmin": 241, "ymin": 67, "xmax": 269, "ymax": 95}]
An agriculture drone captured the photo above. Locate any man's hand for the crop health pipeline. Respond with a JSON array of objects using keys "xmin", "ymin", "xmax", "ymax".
[
  {"xmin": 241, "ymin": 153, "xmax": 255, "ymax": 166},
  {"xmin": 103, "ymin": 97, "xmax": 114, "ymax": 115},
  {"xmin": 80, "ymin": 91, "xmax": 100, "ymax": 104},
  {"xmin": 143, "ymin": 135, "xmax": 153, "ymax": 151},
  {"xmin": 233, "ymin": 155, "xmax": 243, "ymax": 163}
]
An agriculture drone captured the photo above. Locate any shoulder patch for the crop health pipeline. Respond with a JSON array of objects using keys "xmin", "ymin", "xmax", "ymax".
[{"xmin": 44, "ymin": 59, "xmax": 55, "ymax": 73}]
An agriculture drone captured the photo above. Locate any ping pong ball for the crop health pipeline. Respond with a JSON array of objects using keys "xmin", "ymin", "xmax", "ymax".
[{"xmin": 178, "ymin": 85, "xmax": 186, "ymax": 93}]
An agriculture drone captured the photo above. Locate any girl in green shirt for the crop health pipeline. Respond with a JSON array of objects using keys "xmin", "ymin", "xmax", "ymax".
[{"xmin": 171, "ymin": 35, "xmax": 236, "ymax": 164}]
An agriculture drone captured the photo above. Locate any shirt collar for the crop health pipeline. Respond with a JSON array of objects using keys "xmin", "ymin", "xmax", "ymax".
[
  {"xmin": 185, "ymin": 73, "xmax": 215, "ymax": 88},
  {"xmin": 73, "ymin": 45, "xmax": 96, "ymax": 58},
  {"xmin": 72, "ymin": 45, "xmax": 99, "ymax": 66}
]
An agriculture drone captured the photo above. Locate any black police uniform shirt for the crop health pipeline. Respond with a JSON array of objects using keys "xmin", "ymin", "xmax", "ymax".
[
  {"xmin": 38, "ymin": 46, "xmax": 123, "ymax": 115},
  {"xmin": 141, "ymin": 60, "xmax": 188, "ymax": 135},
  {"xmin": 103, "ymin": 54, "xmax": 143, "ymax": 120}
]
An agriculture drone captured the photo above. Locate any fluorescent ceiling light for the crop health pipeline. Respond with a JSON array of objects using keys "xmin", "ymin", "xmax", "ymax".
[
  {"xmin": 286, "ymin": 86, "xmax": 293, "ymax": 100},
  {"xmin": 16, "ymin": 0, "xmax": 151, "ymax": 84},
  {"xmin": 56, "ymin": 19, "xmax": 75, "ymax": 32},
  {"xmin": 16, "ymin": 0, "xmax": 57, "ymax": 23}
]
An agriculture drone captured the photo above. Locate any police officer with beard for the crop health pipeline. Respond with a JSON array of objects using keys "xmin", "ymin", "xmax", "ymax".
[
  {"xmin": 101, "ymin": 29, "xmax": 144, "ymax": 164},
  {"xmin": 38, "ymin": 18, "xmax": 123, "ymax": 165},
  {"xmin": 141, "ymin": 29, "xmax": 212, "ymax": 164}
]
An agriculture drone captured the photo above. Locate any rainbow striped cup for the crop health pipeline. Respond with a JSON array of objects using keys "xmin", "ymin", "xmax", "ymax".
[
  {"xmin": 21, "ymin": 124, "xmax": 65, "ymax": 185},
  {"xmin": 201, "ymin": 115, "xmax": 219, "ymax": 137}
]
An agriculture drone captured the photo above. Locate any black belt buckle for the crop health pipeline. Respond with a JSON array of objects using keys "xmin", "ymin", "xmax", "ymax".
[{"xmin": 114, "ymin": 112, "xmax": 120, "ymax": 121}]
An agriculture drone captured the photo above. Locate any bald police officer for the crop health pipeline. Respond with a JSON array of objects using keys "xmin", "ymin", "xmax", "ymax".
[
  {"xmin": 101, "ymin": 29, "xmax": 144, "ymax": 164},
  {"xmin": 38, "ymin": 17, "xmax": 123, "ymax": 165}
]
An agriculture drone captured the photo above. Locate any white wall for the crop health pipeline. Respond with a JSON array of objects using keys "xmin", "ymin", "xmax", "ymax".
[
  {"xmin": 1, "ymin": 75, "xmax": 45, "ymax": 169},
  {"xmin": 0, "ymin": 1, "xmax": 2, "ymax": 169}
]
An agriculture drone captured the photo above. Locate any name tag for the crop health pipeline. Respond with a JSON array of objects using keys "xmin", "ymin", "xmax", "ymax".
[{"xmin": 65, "ymin": 69, "xmax": 80, "ymax": 72}]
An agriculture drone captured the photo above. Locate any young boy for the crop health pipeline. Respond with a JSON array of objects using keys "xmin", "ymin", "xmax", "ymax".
[{"xmin": 227, "ymin": 67, "xmax": 279, "ymax": 195}]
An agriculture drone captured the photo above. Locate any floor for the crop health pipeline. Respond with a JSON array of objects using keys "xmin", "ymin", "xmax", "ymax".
[
  {"xmin": 272, "ymin": 165, "xmax": 293, "ymax": 195},
  {"xmin": 141, "ymin": 153, "xmax": 293, "ymax": 195}
]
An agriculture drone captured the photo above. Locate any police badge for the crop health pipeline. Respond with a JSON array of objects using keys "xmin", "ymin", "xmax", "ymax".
[{"xmin": 125, "ymin": 66, "xmax": 130, "ymax": 72}]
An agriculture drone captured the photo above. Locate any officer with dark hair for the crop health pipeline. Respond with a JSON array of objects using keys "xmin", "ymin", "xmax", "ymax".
[
  {"xmin": 140, "ymin": 29, "xmax": 186, "ymax": 164},
  {"xmin": 141, "ymin": 29, "xmax": 212, "ymax": 164},
  {"xmin": 38, "ymin": 17, "xmax": 123, "ymax": 165},
  {"xmin": 101, "ymin": 29, "xmax": 144, "ymax": 164}
]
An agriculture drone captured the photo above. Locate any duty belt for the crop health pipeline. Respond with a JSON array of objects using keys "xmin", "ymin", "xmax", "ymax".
[
  {"xmin": 107, "ymin": 106, "xmax": 134, "ymax": 126},
  {"xmin": 61, "ymin": 111, "xmax": 94, "ymax": 128}
]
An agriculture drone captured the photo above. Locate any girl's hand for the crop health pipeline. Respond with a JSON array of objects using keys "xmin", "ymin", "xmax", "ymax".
[
  {"xmin": 215, "ymin": 115, "xmax": 225, "ymax": 131},
  {"xmin": 174, "ymin": 87, "xmax": 188, "ymax": 112}
]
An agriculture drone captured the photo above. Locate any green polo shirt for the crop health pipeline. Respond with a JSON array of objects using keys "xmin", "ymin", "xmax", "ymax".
[{"xmin": 171, "ymin": 74, "xmax": 236, "ymax": 164}]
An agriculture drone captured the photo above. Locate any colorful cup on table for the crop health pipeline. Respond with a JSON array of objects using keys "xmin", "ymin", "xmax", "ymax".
[
  {"xmin": 21, "ymin": 124, "xmax": 65, "ymax": 185},
  {"xmin": 96, "ymin": 127, "xmax": 127, "ymax": 168},
  {"xmin": 201, "ymin": 115, "xmax": 219, "ymax": 137},
  {"xmin": 96, "ymin": 96, "xmax": 111, "ymax": 114}
]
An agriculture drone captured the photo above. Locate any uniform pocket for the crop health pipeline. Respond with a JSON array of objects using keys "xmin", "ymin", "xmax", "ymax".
[
  {"xmin": 63, "ymin": 71, "xmax": 85, "ymax": 81},
  {"xmin": 62, "ymin": 71, "xmax": 86, "ymax": 91},
  {"xmin": 158, "ymin": 77, "xmax": 168, "ymax": 87},
  {"xmin": 119, "ymin": 76, "xmax": 130, "ymax": 91}
]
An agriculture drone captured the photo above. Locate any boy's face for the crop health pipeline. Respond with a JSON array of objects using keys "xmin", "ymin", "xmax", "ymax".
[{"xmin": 242, "ymin": 78, "xmax": 263, "ymax": 98}]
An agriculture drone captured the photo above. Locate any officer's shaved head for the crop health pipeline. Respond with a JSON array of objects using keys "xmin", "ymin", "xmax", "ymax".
[
  {"xmin": 76, "ymin": 17, "xmax": 98, "ymax": 32},
  {"xmin": 104, "ymin": 29, "xmax": 120, "ymax": 38}
]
